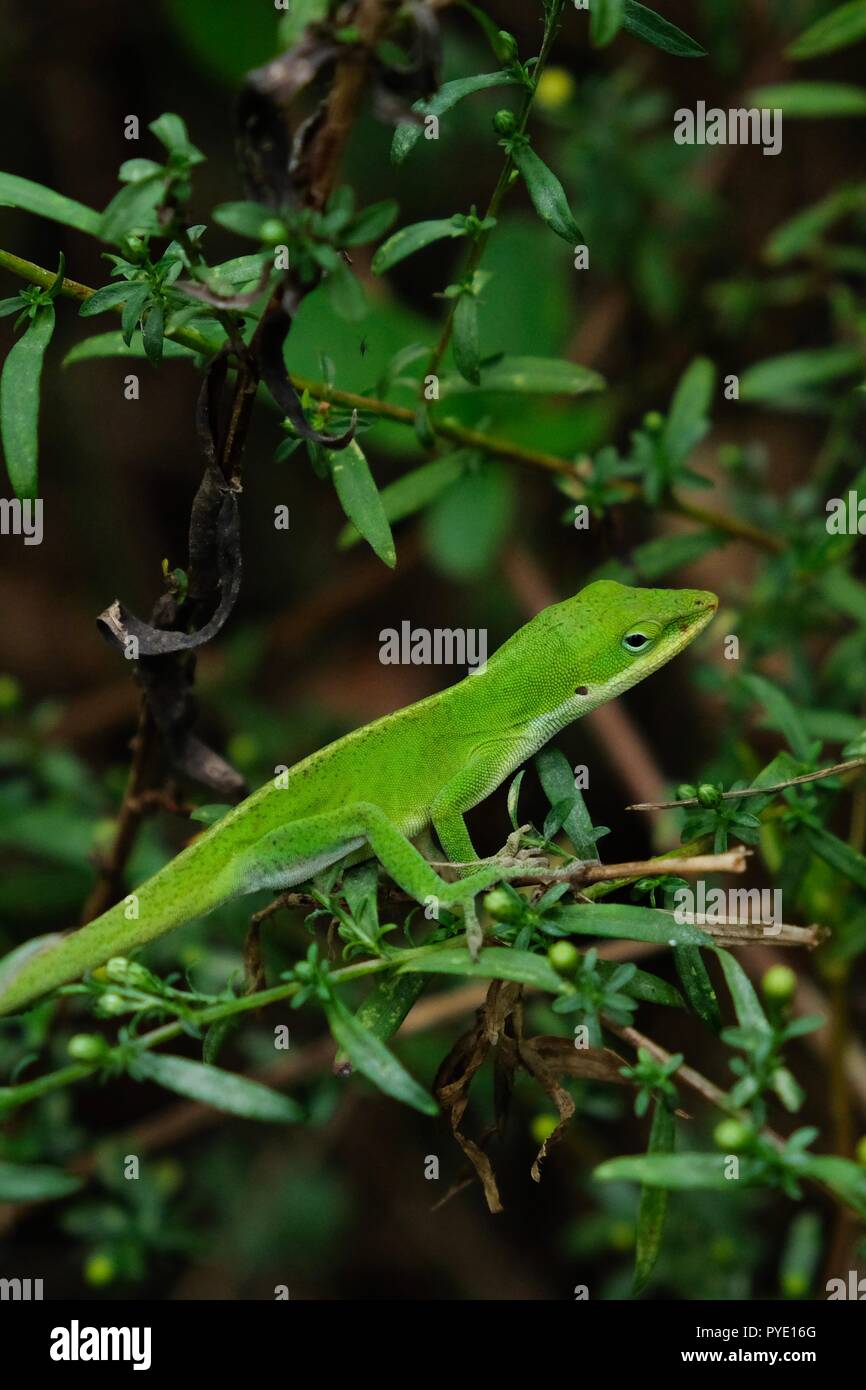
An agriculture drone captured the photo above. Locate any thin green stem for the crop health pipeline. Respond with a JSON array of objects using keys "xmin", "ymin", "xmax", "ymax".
[
  {"xmin": 0, "ymin": 938, "xmax": 455, "ymax": 1116},
  {"xmin": 427, "ymin": 0, "xmax": 566, "ymax": 380},
  {"xmin": 0, "ymin": 244, "xmax": 782, "ymax": 551}
]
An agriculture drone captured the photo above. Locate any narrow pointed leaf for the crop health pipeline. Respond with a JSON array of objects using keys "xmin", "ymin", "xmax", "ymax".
[
  {"xmin": 324, "ymin": 996, "xmax": 437, "ymax": 1115},
  {"xmin": 135, "ymin": 1052, "xmax": 303, "ymax": 1122},
  {"xmin": 328, "ymin": 439, "xmax": 396, "ymax": 568},
  {"xmin": 0, "ymin": 304, "xmax": 55, "ymax": 500}
]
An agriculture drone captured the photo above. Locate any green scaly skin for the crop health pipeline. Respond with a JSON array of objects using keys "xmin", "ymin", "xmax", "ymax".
[{"xmin": 0, "ymin": 580, "xmax": 717, "ymax": 1016}]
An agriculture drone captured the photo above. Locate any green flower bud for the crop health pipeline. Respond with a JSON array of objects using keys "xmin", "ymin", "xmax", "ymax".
[
  {"xmin": 97, "ymin": 992, "xmax": 130, "ymax": 1017},
  {"xmin": 548, "ymin": 940, "xmax": 581, "ymax": 977},
  {"xmin": 492, "ymin": 109, "xmax": 517, "ymax": 138},
  {"xmin": 105, "ymin": 957, "xmax": 153, "ymax": 989},
  {"xmin": 696, "ymin": 783, "xmax": 722, "ymax": 808},
  {"xmin": 643, "ymin": 410, "xmax": 664, "ymax": 431},
  {"xmin": 495, "ymin": 30, "xmax": 518, "ymax": 63},
  {"xmin": 68, "ymin": 1034, "xmax": 109, "ymax": 1063}
]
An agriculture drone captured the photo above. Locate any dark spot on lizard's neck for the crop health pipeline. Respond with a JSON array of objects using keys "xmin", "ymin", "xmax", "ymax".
[{"xmin": 575, "ymin": 686, "xmax": 588, "ymax": 696}]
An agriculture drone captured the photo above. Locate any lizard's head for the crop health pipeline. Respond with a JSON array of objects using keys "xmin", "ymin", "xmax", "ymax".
[{"xmin": 556, "ymin": 579, "xmax": 718, "ymax": 711}]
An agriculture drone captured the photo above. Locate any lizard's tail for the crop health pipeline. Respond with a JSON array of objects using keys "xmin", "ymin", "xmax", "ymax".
[{"xmin": 0, "ymin": 830, "xmax": 233, "ymax": 1017}]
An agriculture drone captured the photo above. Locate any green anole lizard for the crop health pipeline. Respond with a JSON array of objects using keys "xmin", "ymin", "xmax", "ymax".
[{"xmin": 0, "ymin": 580, "xmax": 717, "ymax": 1016}]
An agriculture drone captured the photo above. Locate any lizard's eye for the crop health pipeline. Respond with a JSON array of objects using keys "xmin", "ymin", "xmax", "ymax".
[{"xmin": 622, "ymin": 629, "xmax": 652, "ymax": 653}]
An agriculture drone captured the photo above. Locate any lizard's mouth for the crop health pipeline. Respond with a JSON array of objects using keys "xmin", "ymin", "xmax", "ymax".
[{"xmin": 672, "ymin": 590, "xmax": 718, "ymax": 637}]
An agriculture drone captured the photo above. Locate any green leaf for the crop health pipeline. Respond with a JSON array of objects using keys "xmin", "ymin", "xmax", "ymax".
[
  {"xmin": 150, "ymin": 112, "xmax": 202, "ymax": 160},
  {"xmin": 673, "ymin": 945, "xmax": 721, "ymax": 1031},
  {"xmin": 99, "ymin": 175, "xmax": 165, "ymax": 245},
  {"xmin": 507, "ymin": 769, "xmax": 526, "ymax": 830},
  {"xmin": 0, "ymin": 304, "xmax": 55, "ymax": 500},
  {"xmin": 596, "ymin": 1152, "xmax": 763, "ymax": 1189},
  {"xmin": 459, "ymin": 1, "xmax": 513, "ymax": 59},
  {"xmin": 599, "ymin": 961, "xmax": 682, "ymax": 1009},
  {"xmin": 510, "ymin": 141, "xmax": 583, "ymax": 243},
  {"xmin": 351, "ymin": 973, "xmax": 426, "ymax": 1044},
  {"xmin": 277, "ymin": 0, "xmax": 329, "ymax": 49},
  {"xmin": 621, "ymin": 0, "xmax": 706, "ymax": 57},
  {"xmin": 452, "ymin": 292, "xmax": 481, "ymax": 384},
  {"xmin": 324, "ymin": 995, "xmax": 437, "ymax": 1115},
  {"xmin": 552, "ymin": 903, "xmax": 712, "ymax": 946},
  {"xmin": 121, "ymin": 284, "xmax": 151, "ymax": 345},
  {"xmin": 765, "ymin": 184, "xmax": 866, "ymax": 263},
  {"xmin": 212, "ymin": 201, "xmax": 271, "ymax": 239},
  {"xmin": 591, "ymin": 0, "xmax": 626, "ymax": 47},
  {"xmin": 391, "ymin": 71, "xmax": 522, "ymax": 164},
  {"xmin": 135, "ymin": 1051, "xmax": 303, "ymax": 1122},
  {"xmin": 143, "ymin": 301, "xmax": 165, "ymax": 365},
  {"xmin": 0, "ymin": 1159, "xmax": 83, "ymax": 1202},
  {"xmin": 749, "ymin": 82, "xmax": 866, "ymax": 117},
  {"xmin": 372, "ymin": 218, "xmax": 467, "ymax": 274},
  {"xmin": 63, "ymin": 331, "xmax": 198, "ymax": 365},
  {"xmin": 422, "ymin": 459, "xmax": 514, "ymax": 579},
  {"xmin": 740, "ymin": 672, "xmax": 812, "ymax": 761},
  {"xmin": 0, "ymin": 172, "xmax": 102, "ymax": 236},
  {"xmin": 79, "ymin": 281, "xmax": 139, "ymax": 317},
  {"xmin": 630, "ymin": 529, "xmax": 724, "ymax": 580},
  {"xmin": 797, "ymin": 1154, "xmax": 866, "ymax": 1217},
  {"xmin": 398, "ymin": 946, "xmax": 566, "ymax": 994},
  {"xmin": 337, "ymin": 454, "xmax": 467, "ymax": 548},
  {"xmin": 165, "ymin": 0, "xmax": 287, "ymax": 85},
  {"xmin": 787, "ymin": 0, "xmax": 866, "ymax": 59},
  {"xmin": 805, "ymin": 824, "xmax": 866, "ymax": 891},
  {"xmin": 328, "ymin": 439, "xmax": 396, "ymax": 568},
  {"xmin": 189, "ymin": 803, "xmax": 232, "ymax": 826},
  {"xmin": 716, "ymin": 949, "xmax": 772, "ymax": 1034},
  {"xmin": 327, "ymin": 264, "xmax": 367, "ymax": 322},
  {"xmin": 439, "ymin": 355, "xmax": 604, "ymax": 397},
  {"xmin": 663, "ymin": 356, "xmax": 715, "ymax": 464},
  {"xmin": 343, "ymin": 198, "xmax": 399, "ymax": 246},
  {"xmin": 739, "ymin": 345, "xmax": 863, "ymax": 404},
  {"xmin": 535, "ymin": 746, "xmax": 600, "ymax": 861},
  {"xmin": 634, "ymin": 1102, "xmax": 675, "ymax": 1293}
]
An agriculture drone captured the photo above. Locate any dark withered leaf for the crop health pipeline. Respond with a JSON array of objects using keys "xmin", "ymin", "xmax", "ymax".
[
  {"xmin": 259, "ymin": 306, "xmax": 357, "ymax": 447},
  {"xmin": 236, "ymin": 33, "xmax": 340, "ymax": 204}
]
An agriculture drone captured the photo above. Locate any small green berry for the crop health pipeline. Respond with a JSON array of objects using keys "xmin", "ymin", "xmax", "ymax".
[
  {"xmin": 84, "ymin": 1252, "xmax": 116, "ymax": 1287},
  {"xmin": 713, "ymin": 1118, "xmax": 751, "ymax": 1152},
  {"xmin": 530, "ymin": 1113, "xmax": 558, "ymax": 1145},
  {"xmin": 482, "ymin": 887, "xmax": 524, "ymax": 923},
  {"xmin": 761, "ymin": 964, "xmax": 797, "ymax": 1003},
  {"xmin": 548, "ymin": 940, "xmax": 581, "ymax": 977},
  {"xmin": 0, "ymin": 675, "xmax": 21, "ymax": 711},
  {"xmin": 782, "ymin": 1270, "xmax": 808, "ymax": 1298},
  {"xmin": 609, "ymin": 1220, "xmax": 635, "ymax": 1252},
  {"xmin": 259, "ymin": 218, "xmax": 289, "ymax": 245}
]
